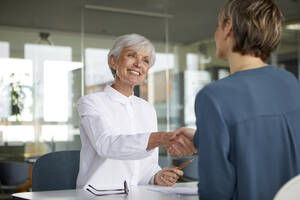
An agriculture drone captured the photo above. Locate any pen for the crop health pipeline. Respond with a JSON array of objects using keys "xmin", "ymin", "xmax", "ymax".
[{"xmin": 176, "ymin": 158, "xmax": 195, "ymax": 170}]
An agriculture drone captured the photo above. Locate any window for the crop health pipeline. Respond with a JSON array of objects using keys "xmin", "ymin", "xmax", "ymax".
[
  {"xmin": 85, "ymin": 48, "xmax": 113, "ymax": 86},
  {"xmin": 147, "ymin": 53, "xmax": 175, "ymax": 130},
  {"xmin": 25, "ymin": 44, "xmax": 72, "ymax": 121},
  {"xmin": 0, "ymin": 125, "xmax": 34, "ymax": 142},
  {"xmin": 44, "ymin": 61, "xmax": 82, "ymax": 122},
  {"xmin": 0, "ymin": 58, "xmax": 33, "ymax": 121},
  {"xmin": 40, "ymin": 125, "xmax": 69, "ymax": 141},
  {"xmin": 149, "ymin": 53, "xmax": 174, "ymax": 74},
  {"xmin": 0, "ymin": 42, "xmax": 9, "ymax": 58}
]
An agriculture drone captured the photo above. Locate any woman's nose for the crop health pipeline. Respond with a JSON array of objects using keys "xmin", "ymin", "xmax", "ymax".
[{"xmin": 133, "ymin": 57, "xmax": 142, "ymax": 67}]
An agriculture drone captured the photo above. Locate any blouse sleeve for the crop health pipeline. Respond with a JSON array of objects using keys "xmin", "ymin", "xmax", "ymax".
[
  {"xmin": 138, "ymin": 110, "xmax": 161, "ymax": 185},
  {"xmin": 78, "ymin": 99, "xmax": 155, "ymax": 160}
]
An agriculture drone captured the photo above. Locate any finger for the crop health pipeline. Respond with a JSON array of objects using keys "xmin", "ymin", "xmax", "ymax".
[
  {"xmin": 165, "ymin": 145, "xmax": 172, "ymax": 151},
  {"xmin": 191, "ymin": 143, "xmax": 198, "ymax": 154},
  {"xmin": 163, "ymin": 171, "xmax": 180, "ymax": 180},
  {"xmin": 160, "ymin": 175, "xmax": 175, "ymax": 186},
  {"xmin": 192, "ymin": 145, "xmax": 198, "ymax": 154},
  {"xmin": 169, "ymin": 133, "xmax": 177, "ymax": 140},
  {"xmin": 176, "ymin": 135, "xmax": 197, "ymax": 155},
  {"xmin": 180, "ymin": 134, "xmax": 197, "ymax": 153},
  {"xmin": 172, "ymin": 128, "xmax": 182, "ymax": 135},
  {"xmin": 175, "ymin": 136, "xmax": 192, "ymax": 155},
  {"xmin": 162, "ymin": 168, "xmax": 183, "ymax": 179},
  {"xmin": 161, "ymin": 173, "xmax": 178, "ymax": 183},
  {"xmin": 172, "ymin": 127, "xmax": 188, "ymax": 139},
  {"xmin": 168, "ymin": 149, "xmax": 176, "ymax": 155},
  {"xmin": 164, "ymin": 132, "xmax": 179, "ymax": 146},
  {"xmin": 167, "ymin": 145, "xmax": 178, "ymax": 155},
  {"xmin": 165, "ymin": 175, "xmax": 178, "ymax": 184},
  {"xmin": 179, "ymin": 135, "xmax": 197, "ymax": 155},
  {"xmin": 171, "ymin": 144, "xmax": 185, "ymax": 157},
  {"xmin": 167, "ymin": 168, "xmax": 184, "ymax": 176},
  {"xmin": 173, "ymin": 137, "xmax": 191, "ymax": 156},
  {"xmin": 174, "ymin": 143, "xmax": 190, "ymax": 157},
  {"xmin": 182, "ymin": 128, "xmax": 196, "ymax": 140},
  {"xmin": 170, "ymin": 127, "xmax": 186, "ymax": 140},
  {"xmin": 166, "ymin": 146, "xmax": 176, "ymax": 155},
  {"xmin": 157, "ymin": 172, "xmax": 169, "ymax": 186},
  {"xmin": 181, "ymin": 135, "xmax": 197, "ymax": 155},
  {"xmin": 169, "ymin": 131, "xmax": 180, "ymax": 140}
]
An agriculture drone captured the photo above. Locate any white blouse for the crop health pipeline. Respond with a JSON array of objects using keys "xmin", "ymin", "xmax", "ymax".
[{"xmin": 76, "ymin": 85, "xmax": 161, "ymax": 189}]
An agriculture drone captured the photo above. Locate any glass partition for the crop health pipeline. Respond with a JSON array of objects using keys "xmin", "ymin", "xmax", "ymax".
[
  {"xmin": 0, "ymin": 15, "xmax": 83, "ymax": 157},
  {"xmin": 0, "ymin": 1, "xmax": 299, "ymax": 170}
]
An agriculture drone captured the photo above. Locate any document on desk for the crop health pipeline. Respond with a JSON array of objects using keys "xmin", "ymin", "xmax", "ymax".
[{"xmin": 147, "ymin": 185, "xmax": 198, "ymax": 196}]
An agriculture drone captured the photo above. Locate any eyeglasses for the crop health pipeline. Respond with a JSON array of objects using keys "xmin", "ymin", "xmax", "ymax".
[{"xmin": 86, "ymin": 180, "xmax": 129, "ymax": 196}]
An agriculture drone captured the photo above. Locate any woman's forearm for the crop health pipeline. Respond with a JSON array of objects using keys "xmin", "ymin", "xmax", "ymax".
[{"xmin": 146, "ymin": 132, "xmax": 173, "ymax": 151}]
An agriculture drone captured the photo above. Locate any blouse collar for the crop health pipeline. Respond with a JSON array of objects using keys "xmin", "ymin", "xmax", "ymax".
[{"xmin": 104, "ymin": 85, "xmax": 134, "ymax": 105}]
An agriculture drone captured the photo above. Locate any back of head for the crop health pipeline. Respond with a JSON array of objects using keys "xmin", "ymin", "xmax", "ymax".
[{"xmin": 220, "ymin": 0, "xmax": 283, "ymax": 60}]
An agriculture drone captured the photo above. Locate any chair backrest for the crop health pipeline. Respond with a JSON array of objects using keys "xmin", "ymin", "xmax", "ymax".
[
  {"xmin": 0, "ymin": 161, "xmax": 29, "ymax": 190},
  {"xmin": 32, "ymin": 150, "xmax": 80, "ymax": 191},
  {"xmin": 273, "ymin": 174, "xmax": 300, "ymax": 200}
]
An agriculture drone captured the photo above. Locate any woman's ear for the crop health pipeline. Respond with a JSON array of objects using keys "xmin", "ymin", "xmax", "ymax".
[{"xmin": 109, "ymin": 55, "xmax": 117, "ymax": 70}]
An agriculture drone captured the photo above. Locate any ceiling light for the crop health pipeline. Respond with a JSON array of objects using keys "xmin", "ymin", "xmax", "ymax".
[
  {"xmin": 286, "ymin": 23, "xmax": 300, "ymax": 30},
  {"xmin": 37, "ymin": 32, "xmax": 53, "ymax": 45}
]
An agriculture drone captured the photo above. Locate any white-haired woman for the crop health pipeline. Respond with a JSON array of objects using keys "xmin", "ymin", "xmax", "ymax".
[{"xmin": 76, "ymin": 33, "xmax": 196, "ymax": 190}]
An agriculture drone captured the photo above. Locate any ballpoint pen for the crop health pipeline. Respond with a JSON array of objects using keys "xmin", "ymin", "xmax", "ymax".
[{"xmin": 176, "ymin": 158, "xmax": 195, "ymax": 170}]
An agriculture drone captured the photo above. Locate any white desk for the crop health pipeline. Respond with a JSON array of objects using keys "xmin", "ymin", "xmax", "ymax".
[{"xmin": 13, "ymin": 182, "xmax": 199, "ymax": 200}]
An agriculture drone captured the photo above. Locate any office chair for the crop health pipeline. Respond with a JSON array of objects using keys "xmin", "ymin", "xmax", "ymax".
[
  {"xmin": 32, "ymin": 150, "xmax": 80, "ymax": 191},
  {"xmin": 0, "ymin": 161, "xmax": 30, "ymax": 193},
  {"xmin": 273, "ymin": 174, "xmax": 300, "ymax": 200}
]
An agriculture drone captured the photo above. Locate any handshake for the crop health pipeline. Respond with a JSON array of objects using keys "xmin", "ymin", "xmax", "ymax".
[
  {"xmin": 148, "ymin": 127, "xmax": 197, "ymax": 186},
  {"xmin": 147, "ymin": 127, "xmax": 197, "ymax": 157}
]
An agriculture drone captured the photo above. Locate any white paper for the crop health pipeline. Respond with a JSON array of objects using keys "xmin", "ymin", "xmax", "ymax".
[{"xmin": 147, "ymin": 185, "xmax": 198, "ymax": 196}]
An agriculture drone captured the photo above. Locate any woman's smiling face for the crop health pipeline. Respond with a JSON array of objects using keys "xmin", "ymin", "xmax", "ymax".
[{"xmin": 111, "ymin": 46, "xmax": 151, "ymax": 87}]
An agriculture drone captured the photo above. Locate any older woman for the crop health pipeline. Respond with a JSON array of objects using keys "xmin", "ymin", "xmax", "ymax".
[{"xmin": 76, "ymin": 33, "xmax": 196, "ymax": 190}]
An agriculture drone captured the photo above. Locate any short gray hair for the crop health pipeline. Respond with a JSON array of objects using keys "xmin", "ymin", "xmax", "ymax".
[{"xmin": 108, "ymin": 33, "xmax": 156, "ymax": 76}]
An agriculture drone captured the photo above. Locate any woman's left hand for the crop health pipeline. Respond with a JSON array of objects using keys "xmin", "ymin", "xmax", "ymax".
[{"xmin": 154, "ymin": 168, "xmax": 183, "ymax": 186}]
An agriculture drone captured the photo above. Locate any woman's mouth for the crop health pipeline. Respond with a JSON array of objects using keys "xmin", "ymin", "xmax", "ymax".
[{"xmin": 128, "ymin": 69, "xmax": 141, "ymax": 76}]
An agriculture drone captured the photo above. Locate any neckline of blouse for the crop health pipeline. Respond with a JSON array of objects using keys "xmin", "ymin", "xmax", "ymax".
[{"xmin": 104, "ymin": 85, "xmax": 135, "ymax": 105}]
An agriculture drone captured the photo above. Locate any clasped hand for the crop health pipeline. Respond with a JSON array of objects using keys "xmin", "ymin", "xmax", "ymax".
[{"xmin": 164, "ymin": 127, "xmax": 197, "ymax": 157}]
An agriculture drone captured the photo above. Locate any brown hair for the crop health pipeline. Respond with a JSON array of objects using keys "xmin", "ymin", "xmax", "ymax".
[{"xmin": 220, "ymin": 0, "xmax": 282, "ymax": 60}]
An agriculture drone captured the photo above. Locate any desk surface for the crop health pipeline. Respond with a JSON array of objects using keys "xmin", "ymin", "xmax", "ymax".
[{"xmin": 13, "ymin": 182, "xmax": 199, "ymax": 200}]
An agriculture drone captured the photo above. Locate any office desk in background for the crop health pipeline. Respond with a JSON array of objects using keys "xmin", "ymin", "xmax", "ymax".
[{"xmin": 13, "ymin": 182, "xmax": 199, "ymax": 200}]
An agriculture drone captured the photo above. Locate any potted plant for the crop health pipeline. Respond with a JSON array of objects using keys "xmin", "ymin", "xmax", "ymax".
[{"xmin": 10, "ymin": 73, "xmax": 24, "ymax": 121}]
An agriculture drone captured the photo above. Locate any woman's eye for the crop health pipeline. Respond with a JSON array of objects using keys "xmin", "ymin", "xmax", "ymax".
[
  {"xmin": 144, "ymin": 59, "xmax": 149, "ymax": 64},
  {"xmin": 128, "ymin": 54, "xmax": 135, "ymax": 57}
]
